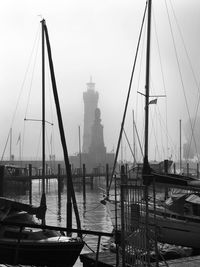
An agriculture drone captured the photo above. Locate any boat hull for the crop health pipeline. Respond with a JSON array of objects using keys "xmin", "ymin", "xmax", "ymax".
[
  {"xmin": 0, "ymin": 236, "xmax": 84, "ymax": 267},
  {"xmin": 148, "ymin": 213, "xmax": 200, "ymax": 248},
  {"xmin": 104, "ymin": 199, "xmax": 200, "ymax": 249}
]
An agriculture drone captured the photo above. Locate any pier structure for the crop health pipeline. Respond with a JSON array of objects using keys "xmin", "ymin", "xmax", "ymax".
[{"xmin": 0, "ymin": 161, "xmax": 112, "ymax": 206}]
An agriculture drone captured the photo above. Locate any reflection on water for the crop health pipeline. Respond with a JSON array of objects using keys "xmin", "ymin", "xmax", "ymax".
[{"xmin": 6, "ymin": 177, "xmax": 113, "ymax": 267}]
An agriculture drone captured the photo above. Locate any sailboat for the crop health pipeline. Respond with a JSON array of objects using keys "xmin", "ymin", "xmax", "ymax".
[
  {"xmin": 139, "ymin": 0, "xmax": 200, "ymax": 249},
  {"xmin": 102, "ymin": 0, "xmax": 200, "ymax": 251},
  {"xmin": 0, "ymin": 19, "xmax": 84, "ymax": 266}
]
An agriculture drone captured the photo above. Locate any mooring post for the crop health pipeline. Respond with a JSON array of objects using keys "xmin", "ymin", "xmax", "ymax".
[
  {"xmin": 173, "ymin": 163, "xmax": 176, "ymax": 174},
  {"xmin": 0, "ymin": 165, "xmax": 5, "ymax": 197},
  {"xmin": 125, "ymin": 163, "xmax": 128, "ymax": 175},
  {"xmin": 106, "ymin": 164, "xmax": 109, "ymax": 196},
  {"xmin": 164, "ymin": 160, "xmax": 168, "ymax": 174},
  {"xmin": 45, "ymin": 163, "xmax": 48, "ymax": 191},
  {"xmin": 90, "ymin": 175, "xmax": 94, "ymax": 190},
  {"xmin": 83, "ymin": 164, "xmax": 86, "ymax": 204},
  {"xmin": 120, "ymin": 180, "xmax": 125, "ymax": 267},
  {"xmin": 121, "ymin": 165, "xmax": 127, "ymax": 185},
  {"xmin": 95, "ymin": 235, "xmax": 101, "ymax": 267},
  {"xmin": 187, "ymin": 162, "xmax": 189, "ymax": 176},
  {"xmin": 58, "ymin": 164, "xmax": 61, "ymax": 201},
  {"xmin": 29, "ymin": 164, "xmax": 32, "ymax": 205},
  {"xmin": 197, "ymin": 163, "xmax": 199, "ymax": 179},
  {"xmin": 163, "ymin": 160, "xmax": 169, "ymax": 200},
  {"xmin": 66, "ymin": 164, "xmax": 72, "ymax": 236}
]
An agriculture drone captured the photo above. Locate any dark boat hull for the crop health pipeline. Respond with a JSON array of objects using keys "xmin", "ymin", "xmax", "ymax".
[
  {"xmin": 147, "ymin": 213, "xmax": 200, "ymax": 248},
  {"xmin": 0, "ymin": 237, "xmax": 84, "ymax": 267}
]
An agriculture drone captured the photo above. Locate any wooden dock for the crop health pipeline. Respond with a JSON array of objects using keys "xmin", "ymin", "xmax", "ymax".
[
  {"xmin": 80, "ymin": 252, "xmax": 122, "ymax": 267},
  {"xmin": 159, "ymin": 255, "xmax": 200, "ymax": 267},
  {"xmin": 80, "ymin": 252, "xmax": 200, "ymax": 267}
]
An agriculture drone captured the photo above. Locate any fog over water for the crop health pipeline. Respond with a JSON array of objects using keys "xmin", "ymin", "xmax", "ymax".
[{"xmin": 1, "ymin": 0, "xmax": 200, "ymax": 163}]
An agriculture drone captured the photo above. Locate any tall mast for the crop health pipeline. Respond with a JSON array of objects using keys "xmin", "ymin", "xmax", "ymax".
[
  {"xmin": 43, "ymin": 22, "xmax": 82, "ymax": 233},
  {"xmin": 143, "ymin": 2, "xmax": 152, "ymax": 262},
  {"xmin": 41, "ymin": 19, "xmax": 47, "ymax": 225},
  {"xmin": 143, "ymin": 0, "xmax": 152, "ymax": 181},
  {"xmin": 42, "ymin": 19, "xmax": 45, "ymax": 194}
]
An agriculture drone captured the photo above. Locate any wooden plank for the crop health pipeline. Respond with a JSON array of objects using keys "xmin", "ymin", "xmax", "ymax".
[
  {"xmin": 81, "ymin": 252, "xmax": 200, "ymax": 267},
  {"xmin": 80, "ymin": 252, "xmax": 122, "ymax": 267},
  {"xmin": 160, "ymin": 255, "xmax": 200, "ymax": 267}
]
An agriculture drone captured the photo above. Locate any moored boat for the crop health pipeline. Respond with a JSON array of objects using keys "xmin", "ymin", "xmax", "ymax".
[
  {"xmin": 0, "ymin": 197, "xmax": 84, "ymax": 266},
  {"xmin": 102, "ymin": 0, "xmax": 200, "ymax": 255},
  {"xmin": 0, "ymin": 18, "xmax": 84, "ymax": 266}
]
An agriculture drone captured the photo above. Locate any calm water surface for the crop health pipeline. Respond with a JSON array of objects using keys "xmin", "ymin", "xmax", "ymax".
[{"xmin": 7, "ymin": 177, "xmax": 113, "ymax": 267}]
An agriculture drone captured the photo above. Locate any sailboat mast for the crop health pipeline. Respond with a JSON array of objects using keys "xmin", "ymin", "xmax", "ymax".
[
  {"xmin": 43, "ymin": 22, "xmax": 82, "ymax": 233},
  {"xmin": 143, "ymin": 2, "xmax": 152, "ymax": 262},
  {"xmin": 143, "ymin": 0, "xmax": 152, "ymax": 178},
  {"xmin": 41, "ymin": 19, "xmax": 45, "ymax": 195},
  {"xmin": 41, "ymin": 19, "xmax": 46, "ymax": 225}
]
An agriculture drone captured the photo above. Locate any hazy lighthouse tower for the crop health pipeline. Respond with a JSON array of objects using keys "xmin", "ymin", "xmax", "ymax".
[{"xmin": 82, "ymin": 77, "xmax": 99, "ymax": 153}]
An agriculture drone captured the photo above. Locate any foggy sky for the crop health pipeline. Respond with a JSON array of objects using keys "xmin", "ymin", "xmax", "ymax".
[{"xmin": 1, "ymin": 0, "xmax": 200, "ymax": 163}]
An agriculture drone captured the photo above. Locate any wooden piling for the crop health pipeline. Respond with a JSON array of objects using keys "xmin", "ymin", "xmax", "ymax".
[
  {"xmin": 0, "ymin": 165, "xmax": 5, "ymax": 197},
  {"xmin": 83, "ymin": 164, "xmax": 86, "ymax": 204},
  {"xmin": 187, "ymin": 163, "xmax": 189, "ymax": 176},
  {"xmin": 197, "ymin": 163, "xmax": 199, "ymax": 179},
  {"xmin": 121, "ymin": 165, "xmax": 127, "ymax": 185},
  {"xmin": 45, "ymin": 163, "xmax": 48, "ymax": 191},
  {"xmin": 173, "ymin": 163, "xmax": 176, "ymax": 174},
  {"xmin": 120, "ymin": 165, "xmax": 126, "ymax": 266},
  {"xmin": 90, "ymin": 175, "xmax": 94, "ymax": 189},
  {"xmin": 106, "ymin": 164, "xmax": 109, "ymax": 196},
  {"xmin": 29, "ymin": 164, "xmax": 32, "ymax": 205},
  {"xmin": 164, "ymin": 160, "xmax": 169, "ymax": 174},
  {"xmin": 57, "ymin": 164, "xmax": 61, "ymax": 202},
  {"xmin": 125, "ymin": 163, "xmax": 128, "ymax": 175}
]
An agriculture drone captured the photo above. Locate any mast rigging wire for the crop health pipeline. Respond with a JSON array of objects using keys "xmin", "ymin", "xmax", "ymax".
[
  {"xmin": 123, "ymin": 128, "xmax": 136, "ymax": 163},
  {"xmin": 169, "ymin": 0, "xmax": 200, "ymax": 162},
  {"xmin": 152, "ymin": 8, "xmax": 169, "ymax": 159},
  {"xmin": 108, "ymin": 2, "xmax": 148, "ymax": 193},
  {"xmin": 1, "ymin": 26, "xmax": 40, "ymax": 162},
  {"xmin": 164, "ymin": 0, "xmax": 199, "ymax": 161}
]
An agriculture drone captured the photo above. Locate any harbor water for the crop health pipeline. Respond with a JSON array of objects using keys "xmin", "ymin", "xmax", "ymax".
[{"xmin": 7, "ymin": 177, "xmax": 113, "ymax": 267}]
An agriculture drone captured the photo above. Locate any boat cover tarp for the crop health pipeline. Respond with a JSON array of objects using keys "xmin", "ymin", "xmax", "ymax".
[
  {"xmin": 0, "ymin": 197, "xmax": 45, "ymax": 220},
  {"xmin": 186, "ymin": 194, "xmax": 200, "ymax": 204}
]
